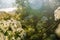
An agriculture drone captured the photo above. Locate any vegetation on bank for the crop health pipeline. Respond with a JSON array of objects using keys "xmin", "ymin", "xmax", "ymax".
[{"xmin": 0, "ymin": 0, "xmax": 60, "ymax": 40}]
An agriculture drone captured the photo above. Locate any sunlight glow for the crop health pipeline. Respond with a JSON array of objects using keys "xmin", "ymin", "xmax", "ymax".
[{"xmin": 0, "ymin": 7, "xmax": 17, "ymax": 12}]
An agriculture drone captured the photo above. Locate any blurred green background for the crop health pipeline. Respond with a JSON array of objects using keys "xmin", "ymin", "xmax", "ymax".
[{"xmin": 0, "ymin": 0, "xmax": 60, "ymax": 40}]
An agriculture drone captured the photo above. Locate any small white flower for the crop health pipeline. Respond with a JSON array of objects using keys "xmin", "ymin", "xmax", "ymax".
[
  {"xmin": 5, "ymin": 36, "xmax": 8, "ymax": 40},
  {"xmin": 0, "ymin": 32, "xmax": 4, "ymax": 40},
  {"xmin": 17, "ymin": 37, "xmax": 21, "ymax": 40}
]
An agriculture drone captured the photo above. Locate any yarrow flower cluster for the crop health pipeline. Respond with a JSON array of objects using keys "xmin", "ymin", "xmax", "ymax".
[
  {"xmin": 0, "ymin": 18, "xmax": 26, "ymax": 40},
  {"xmin": 54, "ymin": 7, "xmax": 60, "ymax": 37},
  {"xmin": 54, "ymin": 7, "xmax": 60, "ymax": 21}
]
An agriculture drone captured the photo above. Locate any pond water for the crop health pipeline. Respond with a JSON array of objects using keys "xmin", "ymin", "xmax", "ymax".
[{"xmin": 0, "ymin": 0, "xmax": 16, "ymax": 9}]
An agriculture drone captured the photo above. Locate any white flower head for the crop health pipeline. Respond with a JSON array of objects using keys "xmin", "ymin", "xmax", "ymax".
[
  {"xmin": 54, "ymin": 7, "xmax": 60, "ymax": 21},
  {"xmin": 0, "ymin": 18, "xmax": 26, "ymax": 40}
]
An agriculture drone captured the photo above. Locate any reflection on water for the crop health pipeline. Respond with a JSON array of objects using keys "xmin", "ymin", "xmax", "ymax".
[
  {"xmin": 0, "ymin": 0, "xmax": 16, "ymax": 8},
  {"xmin": 28, "ymin": 0, "xmax": 60, "ymax": 9},
  {"xmin": 0, "ymin": 0, "xmax": 60, "ymax": 9},
  {"xmin": 28, "ymin": 0, "xmax": 43, "ymax": 9}
]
